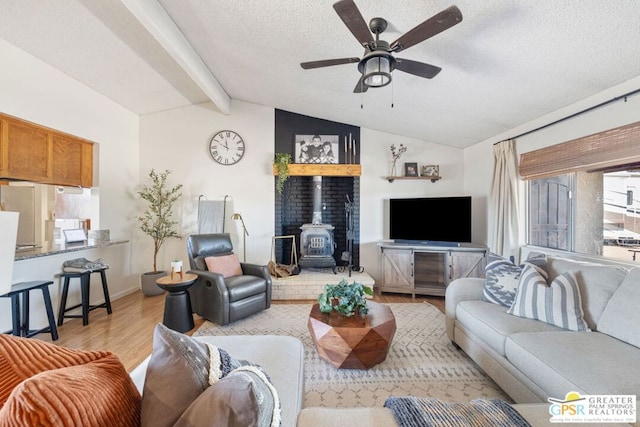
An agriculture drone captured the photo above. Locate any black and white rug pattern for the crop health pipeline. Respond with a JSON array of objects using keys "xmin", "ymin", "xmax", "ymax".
[{"xmin": 194, "ymin": 302, "xmax": 510, "ymax": 408}]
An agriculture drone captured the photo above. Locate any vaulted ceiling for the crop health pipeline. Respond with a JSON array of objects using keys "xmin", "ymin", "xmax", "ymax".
[{"xmin": 1, "ymin": 0, "xmax": 639, "ymax": 148}]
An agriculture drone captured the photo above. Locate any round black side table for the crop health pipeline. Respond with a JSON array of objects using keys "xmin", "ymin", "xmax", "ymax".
[{"xmin": 156, "ymin": 273, "xmax": 198, "ymax": 332}]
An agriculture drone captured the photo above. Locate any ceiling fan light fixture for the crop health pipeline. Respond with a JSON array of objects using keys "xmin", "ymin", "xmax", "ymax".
[
  {"xmin": 363, "ymin": 55, "xmax": 391, "ymax": 87},
  {"xmin": 302, "ymin": 2, "xmax": 463, "ymax": 94}
]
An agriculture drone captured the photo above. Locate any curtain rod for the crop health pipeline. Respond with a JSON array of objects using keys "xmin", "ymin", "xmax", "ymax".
[{"xmin": 494, "ymin": 87, "xmax": 640, "ymax": 145}]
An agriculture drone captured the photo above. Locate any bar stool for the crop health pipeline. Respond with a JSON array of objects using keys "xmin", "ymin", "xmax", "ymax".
[
  {"xmin": 0, "ymin": 281, "xmax": 59, "ymax": 341},
  {"xmin": 58, "ymin": 267, "xmax": 112, "ymax": 326}
]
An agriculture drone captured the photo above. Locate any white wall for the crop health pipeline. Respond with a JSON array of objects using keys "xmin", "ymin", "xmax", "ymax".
[
  {"xmin": 463, "ymin": 76, "xmax": 640, "ymax": 249},
  {"xmin": 138, "ymin": 102, "xmax": 467, "ymax": 282},
  {"xmin": 359, "ymin": 128, "xmax": 465, "ymax": 280},
  {"xmin": 137, "ymin": 101, "xmax": 275, "ymax": 272},
  {"xmin": 0, "ymin": 39, "xmax": 141, "ymax": 332}
]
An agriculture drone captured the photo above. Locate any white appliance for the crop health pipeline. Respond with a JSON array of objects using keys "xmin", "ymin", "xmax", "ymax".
[
  {"xmin": 0, "ymin": 211, "xmax": 19, "ymax": 295},
  {"xmin": 0, "ymin": 185, "xmax": 35, "ymax": 246}
]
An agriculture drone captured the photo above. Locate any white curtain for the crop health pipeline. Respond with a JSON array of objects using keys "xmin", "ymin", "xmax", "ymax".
[{"xmin": 488, "ymin": 139, "xmax": 520, "ymax": 259}]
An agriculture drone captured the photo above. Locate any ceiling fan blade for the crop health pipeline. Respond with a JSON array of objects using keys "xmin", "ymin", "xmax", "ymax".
[
  {"xmin": 390, "ymin": 5, "xmax": 463, "ymax": 53},
  {"xmin": 301, "ymin": 57, "xmax": 360, "ymax": 69},
  {"xmin": 353, "ymin": 75, "xmax": 369, "ymax": 93},
  {"xmin": 333, "ymin": 0, "xmax": 374, "ymax": 48},
  {"xmin": 395, "ymin": 58, "xmax": 442, "ymax": 79}
]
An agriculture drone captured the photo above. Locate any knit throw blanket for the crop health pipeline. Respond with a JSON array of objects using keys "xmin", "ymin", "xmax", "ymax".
[
  {"xmin": 384, "ymin": 397, "xmax": 531, "ymax": 427},
  {"xmin": 62, "ymin": 257, "xmax": 109, "ymax": 273}
]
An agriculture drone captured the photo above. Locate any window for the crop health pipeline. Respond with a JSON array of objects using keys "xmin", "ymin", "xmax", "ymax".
[
  {"xmin": 522, "ymin": 120, "xmax": 640, "ymax": 263},
  {"xmin": 528, "ymin": 170, "xmax": 640, "ymax": 263},
  {"xmin": 602, "ymin": 171, "xmax": 640, "ymax": 260}
]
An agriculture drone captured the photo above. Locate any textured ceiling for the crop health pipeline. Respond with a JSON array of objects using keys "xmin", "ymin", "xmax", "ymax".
[{"xmin": 1, "ymin": 0, "xmax": 639, "ymax": 148}]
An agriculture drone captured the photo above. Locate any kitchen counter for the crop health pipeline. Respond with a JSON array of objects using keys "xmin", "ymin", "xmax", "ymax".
[
  {"xmin": 14, "ymin": 240, "xmax": 129, "ymax": 261},
  {"xmin": 5, "ymin": 240, "xmax": 136, "ymax": 335}
]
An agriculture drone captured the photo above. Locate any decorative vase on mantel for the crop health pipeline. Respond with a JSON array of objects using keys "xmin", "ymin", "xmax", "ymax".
[{"xmin": 390, "ymin": 160, "xmax": 398, "ymax": 177}]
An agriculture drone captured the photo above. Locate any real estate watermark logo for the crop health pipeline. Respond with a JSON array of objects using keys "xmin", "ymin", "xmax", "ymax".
[{"xmin": 548, "ymin": 392, "xmax": 636, "ymax": 423}]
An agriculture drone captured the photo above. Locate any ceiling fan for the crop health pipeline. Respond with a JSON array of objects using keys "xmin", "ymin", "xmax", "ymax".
[{"xmin": 300, "ymin": 0, "xmax": 463, "ymax": 93}]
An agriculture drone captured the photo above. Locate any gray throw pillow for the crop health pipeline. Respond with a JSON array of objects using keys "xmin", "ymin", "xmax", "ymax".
[
  {"xmin": 483, "ymin": 253, "xmax": 547, "ymax": 307},
  {"xmin": 175, "ymin": 367, "xmax": 280, "ymax": 427},
  {"xmin": 140, "ymin": 324, "xmax": 253, "ymax": 427}
]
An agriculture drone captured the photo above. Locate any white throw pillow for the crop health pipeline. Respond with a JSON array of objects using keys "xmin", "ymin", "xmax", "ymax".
[{"xmin": 507, "ymin": 265, "xmax": 590, "ymax": 332}]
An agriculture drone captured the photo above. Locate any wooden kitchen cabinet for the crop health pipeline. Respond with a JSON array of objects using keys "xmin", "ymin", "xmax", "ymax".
[
  {"xmin": 0, "ymin": 113, "xmax": 93, "ymax": 187},
  {"xmin": 51, "ymin": 133, "xmax": 93, "ymax": 187},
  {"xmin": 0, "ymin": 115, "xmax": 50, "ymax": 181}
]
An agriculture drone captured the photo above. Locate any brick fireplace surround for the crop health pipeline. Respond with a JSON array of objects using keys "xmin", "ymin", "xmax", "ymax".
[
  {"xmin": 274, "ymin": 175, "xmax": 360, "ymax": 270},
  {"xmin": 273, "ymin": 175, "xmax": 367, "ymax": 299}
]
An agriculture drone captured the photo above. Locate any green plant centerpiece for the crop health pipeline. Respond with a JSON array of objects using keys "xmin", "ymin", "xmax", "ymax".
[
  {"xmin": 274, "ymin": 153, "xmax": 292, "ymax": 194},
  {"xmin": 318, "ymin": 279, "xmax": 374, "ymax": 318},
  {"xmin": 136, "ymin": 169, "xmax": 183, "ymax": 296}
]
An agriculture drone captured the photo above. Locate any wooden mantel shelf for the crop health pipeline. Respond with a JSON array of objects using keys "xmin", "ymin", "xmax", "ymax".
[
  {"xmin": 385, "ymin": 175, "xmax": 441, "ymax": 183},
  {"xmin": 273, "ymin": 164, "xmax": 361, "ymax": 177}
]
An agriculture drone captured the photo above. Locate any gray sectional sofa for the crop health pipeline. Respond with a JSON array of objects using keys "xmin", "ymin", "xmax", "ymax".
[{"xmin": 446, "ymin": 246, "xmax": 640, "ymax": 406}]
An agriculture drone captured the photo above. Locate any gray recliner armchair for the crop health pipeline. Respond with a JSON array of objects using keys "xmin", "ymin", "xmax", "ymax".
[{"xmin": 186, "ymin": 233, "xmax": 272, "ymax": 325}]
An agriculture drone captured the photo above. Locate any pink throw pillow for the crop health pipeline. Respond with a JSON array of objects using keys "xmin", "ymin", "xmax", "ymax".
[{"xmin": 205, "ymin": 254, "xmax": 242, "ymax": 278}]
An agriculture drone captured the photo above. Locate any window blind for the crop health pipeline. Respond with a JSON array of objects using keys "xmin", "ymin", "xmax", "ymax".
[{"xmin": 519, "ymin": 120, "xmax": 640, "ymax": 180}]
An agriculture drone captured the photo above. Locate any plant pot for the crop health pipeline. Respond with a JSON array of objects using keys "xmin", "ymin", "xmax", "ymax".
[
  {"xmin": 323, "ymin": 310, "xmax": 366, "ymax": 327},
  {"xmin": 141, "ymin": 271, "xmax": 166, "ymax": 296}
]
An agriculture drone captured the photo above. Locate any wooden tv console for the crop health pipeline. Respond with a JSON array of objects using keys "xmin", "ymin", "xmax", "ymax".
[{"xmin": 378, "ymin": 241, "xmax": 487, "ymax": 297}]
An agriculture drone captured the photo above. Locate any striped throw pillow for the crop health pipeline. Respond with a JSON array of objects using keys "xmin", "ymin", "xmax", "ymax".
[{"xmin": 507, "ymin": 265, "xmax": 590, "ymax": 331}]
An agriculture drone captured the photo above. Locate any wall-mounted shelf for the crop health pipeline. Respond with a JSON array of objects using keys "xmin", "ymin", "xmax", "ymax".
[
  {"xmin": 273, "ymin": 164, "xmax": 361, "ymax": 177},
  {"xmin": 385, "ymin": 175, "xmax": 441, "ymax": 183}
]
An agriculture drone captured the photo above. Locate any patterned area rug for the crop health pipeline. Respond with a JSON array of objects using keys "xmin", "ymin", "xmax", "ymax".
[{"xmin": 194, "ymin": 302, "xmax": 510, "ymax": 408}]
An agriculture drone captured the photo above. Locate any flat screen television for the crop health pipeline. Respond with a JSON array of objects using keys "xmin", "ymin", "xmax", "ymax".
[{"xmin": 389, "ymin": 196, "xmax": 472, "ymax": 245}]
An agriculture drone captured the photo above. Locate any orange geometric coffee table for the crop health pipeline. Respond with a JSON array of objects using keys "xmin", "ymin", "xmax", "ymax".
[{"xmin": 308, "ymin": 301, "xmax": 396, "ymax": 369}]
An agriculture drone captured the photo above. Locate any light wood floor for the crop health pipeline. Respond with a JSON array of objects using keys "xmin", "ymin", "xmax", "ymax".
[{"xmin": 39, "ymin": 290, "xmax": 444, "ymax": 372}]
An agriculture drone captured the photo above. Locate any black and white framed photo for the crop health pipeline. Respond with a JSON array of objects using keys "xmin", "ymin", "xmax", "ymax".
[
  {"xmin": 421, "ymin": 164, "xmax": 440, "ymax": 177},
  {"xmin": 404, "ymin": 162, "xmax": 418, "ymax": 177},
  {"xmin": 294, "ymin": 134, "xmax": 339, "ymax": 164}
]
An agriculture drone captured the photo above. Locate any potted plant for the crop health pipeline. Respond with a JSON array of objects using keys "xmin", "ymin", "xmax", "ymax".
[
  {"xmin": 274, "ymin": 153, "xmax": 292, "ymax": 194},
  {"xmin": 136, "ymin": 169, "xmax": 183, "ymax": 296},
  {"xmin": 318, "ymin": 279, "xmax": 374, "ymax": 325}
]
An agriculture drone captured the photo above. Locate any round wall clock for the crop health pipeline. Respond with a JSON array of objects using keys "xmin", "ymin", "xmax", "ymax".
[{"xmin": 208, "ymin": 130, "xmax": 246, "ymax": 165}]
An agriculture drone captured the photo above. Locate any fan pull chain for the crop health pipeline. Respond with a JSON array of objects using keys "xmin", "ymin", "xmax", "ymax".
[
  {"xmin": 361, "ymin": 79, "xmax": 364, "ymax": 109},
  {"xmin": 391, "ymin": 79, "xmax": 394, "ymax": 108}
]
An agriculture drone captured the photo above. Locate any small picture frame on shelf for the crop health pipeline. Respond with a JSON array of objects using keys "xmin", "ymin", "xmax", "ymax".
[
  {"xmin": 404, "ymin": 162, "xmax": 418, "ymax": 177},
  {"xmin": 421, "ymin": 164, "xmax": 439, "ymax": 177}
]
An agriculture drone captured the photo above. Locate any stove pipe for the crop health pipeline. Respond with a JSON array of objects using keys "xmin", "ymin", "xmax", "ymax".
[{"xmin": 312, "ymin": 175, "xmax": 322, "ymax": 225}]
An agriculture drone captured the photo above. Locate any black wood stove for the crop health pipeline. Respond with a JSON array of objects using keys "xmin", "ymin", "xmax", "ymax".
[{"xmin": 298, "ymin": 176, "xmax": 337, "ymax": 273}]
